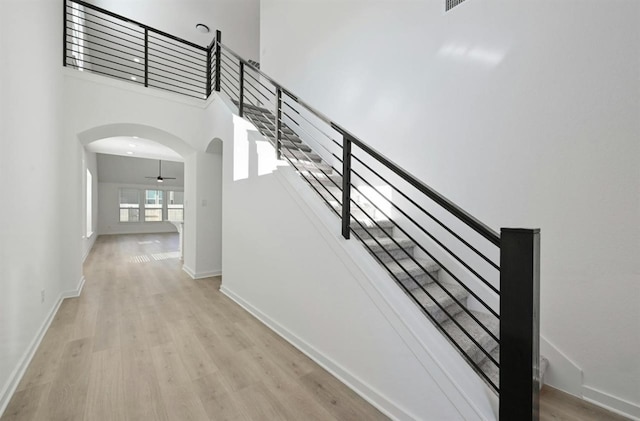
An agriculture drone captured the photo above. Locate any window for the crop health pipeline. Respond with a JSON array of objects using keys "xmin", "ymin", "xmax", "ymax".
[
  {"xmin": 145, "ymin": 189, "xmax": 163, "ymax": 222},
  {"xmin": 167, "ymin": 191, "xmax": 184, "ymax": 221},
  {"xmin": 119, "ymin": 188, "xmax": 140, "ymax": 222},
  {"xmin": 86, "ymin": 169, "xmax": 93, "ymax": 236}
]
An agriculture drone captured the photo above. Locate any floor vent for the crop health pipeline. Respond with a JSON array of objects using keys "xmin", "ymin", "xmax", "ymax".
[{"xmin": 446, "ymin": 0, "xmax": 467, "ymax": 11}]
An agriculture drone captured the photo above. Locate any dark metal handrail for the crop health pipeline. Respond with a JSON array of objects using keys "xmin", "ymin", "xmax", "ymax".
[
  {"xmin": 68, "ymin": 0, "xmax": 206, "ymax": 51},
  {"xmin": 218, "ymin": 43, "xmax": 500, "ymax": 246}
]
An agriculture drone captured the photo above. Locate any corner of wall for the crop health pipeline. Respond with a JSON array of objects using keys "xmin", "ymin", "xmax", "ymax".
[
  {"xmin": 0, "ymin": 275, "xmax": 85, "ymax": 418},
  {"xmin": 540, "ymin": 335, "xmax": 583, "ymax": 397},
  {"xmin": 541, "ymin": 335, "xmax": 640, "ymax": 420}
]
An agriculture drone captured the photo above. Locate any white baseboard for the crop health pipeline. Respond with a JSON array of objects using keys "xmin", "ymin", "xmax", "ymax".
[
  {"xmin": 182, "ymin": 265, "xmax": 221, "ymax": 280},
  {"xmin": 82, "ymin": 234, "xmax": 97, "ymax": 262},
  {"xmin": 583, "ymin": 385, "xmax": 640, "ymax": 421},
  {"xmin": 541, "ymin": 335, "xmax": 640, "ymax": 420},
  {"xmin": 0, "ymin": 276, "xmax": 85, "ymax": 418},
  {"xmin": 221, "ymin": 285, "xmax": 413, "ymax": 421},
  {"xmin": 540, "ymin": 335, "xmax": 583, "ymax": 396}
]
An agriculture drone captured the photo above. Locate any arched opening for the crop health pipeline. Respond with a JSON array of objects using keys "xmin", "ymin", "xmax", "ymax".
[{"xmin": 77, "ymin": 123, "xmax": 223, "ymax": 280}]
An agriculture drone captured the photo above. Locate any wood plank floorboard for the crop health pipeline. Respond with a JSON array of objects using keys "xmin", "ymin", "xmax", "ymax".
[
  {"xmin": 1, "ymin": 233, "xmax": 385, "ymax": 421},
  {"xmin": 1, "ymin": 233, "xmax": 629, "ymax": 421}
]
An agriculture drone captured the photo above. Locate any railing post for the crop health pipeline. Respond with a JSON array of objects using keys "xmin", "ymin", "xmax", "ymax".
[
  {"xmin": 238, "ymin": 61, "xmax": 245, "ymax": 117},
  {"xmin": 341, "ymin": 136, "xmax": 352, "ymax": 239},
  {"xmin": 276, "ymin": 88, "xmax": 282, "ymax": 159},
  {"xmin": 499, "ymin": 228, "xmax": 541, "ymax": 421},
  {"xmin": 206, "ymin": 46, "xmax": 212, "ymax": 97},
  {"xmin": 63, "ymin": 0, "xmax": 67, "ymax": 67},
  {"xmin": 144, "ymin": 28, "xmax": 149, "ymax": 87},
  {"xmin": 214, "ymin": 30, "xmax": 221, "ymax": 92}
]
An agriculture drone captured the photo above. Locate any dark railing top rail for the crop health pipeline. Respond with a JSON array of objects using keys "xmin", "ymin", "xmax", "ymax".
[
  {"xmin": 219, "ymin": 42, "xmax": 501, "ymax": 247},
  {"xmin": 68, "ymin": 0, "xmax": 207, "ymax": 52}
]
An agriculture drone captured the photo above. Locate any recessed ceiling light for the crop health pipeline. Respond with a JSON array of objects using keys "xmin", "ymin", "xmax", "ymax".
[
  {"xmin": 196, "ymin": 23, "xmax": 210, "ymax": 34},
  {"xmin": 132, "ymin": 136, "xmax": 139, "ymax": 139},
  {"xmin": 127, "ymin": 151, "xmax": 133, "ymax": 155},
  {"xmin": 131, "ymin": 76, "xmax": 137, "ymax": 81},
  {"xmin": 129, "ymin": 143, "xmax": 136, "ymax": 147},
  {"xmin": 133, "ymin": 57, "xmax": 140, "ymax": 63}
]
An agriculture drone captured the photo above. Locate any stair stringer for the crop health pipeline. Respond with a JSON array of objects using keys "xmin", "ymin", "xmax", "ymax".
[{"xmin": 215, "ymin": 100, "xmax": 498, "ymax": 420}]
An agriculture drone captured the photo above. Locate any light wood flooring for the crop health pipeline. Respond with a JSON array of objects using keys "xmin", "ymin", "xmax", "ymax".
[
  {"xmin": 540, "ymin": 386, "xmax": 631, "ymax": 421},
  {"xmin": 1, "ymin": 233, "xmax": 631, "ymax": 421},
  {"xmin": 1, "ymin": 233, "xmax": 387, "ymax": 421}
]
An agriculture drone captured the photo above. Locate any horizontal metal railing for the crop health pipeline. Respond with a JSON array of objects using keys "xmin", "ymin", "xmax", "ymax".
[
  {"xmin": 62, "ymin": 4, "xmax": 540, "ymax": 417},
  {"xmin": 64, "ymin": 0, "xmax": 208, "ymax": 99}
]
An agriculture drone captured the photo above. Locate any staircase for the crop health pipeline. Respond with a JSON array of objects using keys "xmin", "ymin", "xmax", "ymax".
[
  {"xmin": 239, "ymin": 103, "xmax": 502, "ymax": 388},
  {"xmin": 62, "ymin": 1, "xmax": 543, "ymax": 416}
]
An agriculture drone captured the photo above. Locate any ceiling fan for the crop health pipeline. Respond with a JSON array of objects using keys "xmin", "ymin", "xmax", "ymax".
[{"xmin": 145, "ymin": 160, "xmax": 176, "ymax": 183}]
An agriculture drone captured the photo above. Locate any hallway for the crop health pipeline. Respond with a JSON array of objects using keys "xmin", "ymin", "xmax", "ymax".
[{"xmin": 1, "ymin": 234, "xmax": 386, "ymax": 421}]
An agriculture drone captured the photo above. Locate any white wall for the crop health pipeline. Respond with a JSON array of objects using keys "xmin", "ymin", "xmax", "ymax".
[
  {"xmin": 212, "ymin": 98, "xmax": 497, "ymax": 420},
  {"xmin": 0, "ymin": 0, "xmax": 82, "ymax": 414},
  {"xmin": 260, "ymin": 0, "xmax": 640, "ymax": 415},
  {"xmin": 82, "ymin": 149, "xmax": 98, "ymax": 259},
  {"xmin": 96, "ymin": 153, "xmax": 184, "ymax": 186},
  {"xmin": 87, "ymin": 0, "xmax": 260, "ymax": 60}
]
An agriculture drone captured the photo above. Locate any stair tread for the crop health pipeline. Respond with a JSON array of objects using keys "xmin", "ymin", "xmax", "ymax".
[
  {"xmin": 440, "ymin": 310, "xmax": 499, "ymax": 365},
  {"xmin": 411, "ymin": 282, "xmax": 468, "ymax": 310},
  {"xmin": 351, "ymin": 219, "xmax": 394, "ymax": 230},
  {"xmin": 385, "ymin": 257, "xmax": 439, "ymax": 278},
  {"xmin": 363, "ymin": 236, "xmax": 414, "ymax": 251}
]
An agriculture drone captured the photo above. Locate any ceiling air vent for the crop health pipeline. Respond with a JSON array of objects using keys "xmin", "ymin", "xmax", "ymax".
[{"xmin": 446, "ymin": 0, "xmax": 467, "ymax": 11}]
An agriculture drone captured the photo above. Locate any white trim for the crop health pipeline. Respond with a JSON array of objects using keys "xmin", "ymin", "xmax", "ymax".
[
  {"xmin": 582, "ymin": 385, "xmax": 640, "ymax": 421},
  {"xmin": 540, "ymin": 335, "xmax": 583, "ymax": 397},
  {"xmin": 82, "ymin": 233, "xmax": 97, "ymax": 262},
  {"xmin": 541, "ymin": 335, "xmax": 640, "ymax": 419},
  {"xmin": 63, "ymin": 67, "xmax": 210, "ymax": 109},
  {"xmin": 221, "ymin": 285, "xmax": 410, "ymax": 421},
  {"xmin": 273, "ymin": 164, "xmax": 496, "ymax": 420},
  {"xmin": 0, "ymin": 276, "xmax": 85, "ymax": 418},
  {"xmin": 182, "ymin": 265, "xmax": 221, "ymax": 279}
]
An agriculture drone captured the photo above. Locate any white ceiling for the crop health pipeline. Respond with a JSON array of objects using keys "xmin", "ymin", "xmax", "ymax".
[
  {"xmin": 86, "ymin": 136, "xmax": 184, "ymax": 162},
  {"xmin": 97, "ymin": 154, "xmax": 184, "ymax": 187}
]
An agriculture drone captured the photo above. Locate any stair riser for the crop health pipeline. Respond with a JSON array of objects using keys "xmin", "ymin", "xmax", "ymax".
[
  {"xmin": 397, "ymin": 271, "xmax": 437, "ymax": 289},
  {"xmin": 430, "ymin": 302, "xmax": 466, "ymax": 324},
  {"xmin": 369, "ymin": 246, "xmax": 414, "ymax": 264},
  {"xmin": 293, "ymin": 161, "xmax": 334, "ymax": 173},
  {"xmin": 468, "ymin": 340, "xmax": 499, "ymax": 366},
  {"xmin": 249, "ymin": 118, "xmax": 297, "ymax": 136},
  {"xmin": 351, "ymin": 227, "xmax": 394, "ymax": 240},
  {"xmin": 283, "ymin": 142, "xmax": 312, "ymax": 153}
]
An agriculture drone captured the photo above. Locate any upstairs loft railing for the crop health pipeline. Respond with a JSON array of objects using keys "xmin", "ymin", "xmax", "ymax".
[{"xmin": 63, "ymin": 1, "xmax": 541, "ymax": 419}]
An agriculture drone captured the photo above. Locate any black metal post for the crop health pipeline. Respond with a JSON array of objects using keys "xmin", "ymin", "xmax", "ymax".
[
  {"xmin": 499, "ymin": 228, "xmax": 541, "ymax": 421},
  {"xmin": 206, "ymin": 47, "xmax": 212, "ymax": 97},
  {"xmin": 341, "ymin": 136, "xmax": 352, "ymax": 239},
  {"xmin": 238, "ymin": 61, "xmax": 245, "ymax": 117},
  {"xmin": 63, "ymin": 0, "xmax": 67, "ymax": 66},
  {"xmin": 214, "ymin": 30, "xmax": 221, "ymax": 92},
  {"xmin": 144, "ymin": 28, "xmax": 149, "ymax": 87},
  {"xmin": 276, "ymin": 88, "xmax": 282, "ymax": 159}
]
